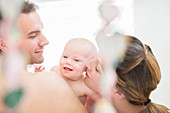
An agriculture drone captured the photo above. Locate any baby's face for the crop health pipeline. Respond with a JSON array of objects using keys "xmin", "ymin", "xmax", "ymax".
[{"xmin": 59, "ymin": 42, "xmax": 94, "ymax": 80}]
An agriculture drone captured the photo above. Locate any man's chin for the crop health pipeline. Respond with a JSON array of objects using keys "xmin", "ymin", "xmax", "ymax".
[{"xmin": 29, "ymin": 57, "xmax": 44, "ymax": 64}]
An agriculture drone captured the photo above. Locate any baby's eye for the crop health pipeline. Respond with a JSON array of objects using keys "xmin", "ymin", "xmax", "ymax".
[
  {"xmin": 74, "ymin": 59, "xmax": 79, "ymax": 62},
  {"xmin": 63, "ymin": 56, "xmax": 67, "ymax": 58}
]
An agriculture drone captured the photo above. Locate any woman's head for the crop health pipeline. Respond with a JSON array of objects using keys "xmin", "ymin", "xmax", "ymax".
[
  {"xmin": 115, "ymin": 36, "xmax": 169, "ymax": 112},
  {"xmin": 85, "ymin": 35, "xmax": 169, "ymax": 113},
  {"xmin": 116, "ymin": 36, "xmax": 160, "ymax": 105}
]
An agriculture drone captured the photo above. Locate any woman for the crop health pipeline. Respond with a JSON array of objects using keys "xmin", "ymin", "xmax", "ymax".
[{"xmin": 85, "ymin": 36, "xmax": 169, "ymax": 113}]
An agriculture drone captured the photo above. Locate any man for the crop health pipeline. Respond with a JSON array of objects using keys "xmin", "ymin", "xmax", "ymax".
[
  {"xmin": 0, "ymin": 2, "xmax": 49, "ymax": 65},
  {"xmin": 0, "ymin": 1, "xmax": 88, "ymax": 113},
  {"xmin": 17, "ymin": 2, "xmax": 49, "ymax": 64}
]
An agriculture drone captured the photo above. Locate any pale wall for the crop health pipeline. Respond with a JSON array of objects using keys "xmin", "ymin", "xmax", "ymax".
[{"xmin": 134, "ymin": 0, "xmax": 170, "ymax": 107}]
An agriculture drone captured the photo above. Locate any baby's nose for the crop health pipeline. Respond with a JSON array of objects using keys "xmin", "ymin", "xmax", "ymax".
[{"xmin": 66, "ymin": 59, "xmax": 72, "ymax": 65}]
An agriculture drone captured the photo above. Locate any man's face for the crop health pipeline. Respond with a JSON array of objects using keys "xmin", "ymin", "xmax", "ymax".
[{"xmin": 17, "ymin": 11, "xmax": 49, "ymax": 64}]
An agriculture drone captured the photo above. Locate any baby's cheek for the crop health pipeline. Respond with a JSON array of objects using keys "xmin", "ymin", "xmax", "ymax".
[
  {"xmin": 59, "ymin": 60, "xmax": 64, "ymax": 66},
  {"xmin": 76, "ymin": 63, "xmax": 86, "ymax": 72}
]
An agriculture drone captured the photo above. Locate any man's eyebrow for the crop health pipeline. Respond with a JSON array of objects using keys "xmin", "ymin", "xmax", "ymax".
[{"xmin": 28, "ymin": 30, "xmax": 40, "ymax": 35}]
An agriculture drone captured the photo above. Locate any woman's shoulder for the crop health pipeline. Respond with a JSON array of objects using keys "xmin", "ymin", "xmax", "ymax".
[{"xmin": 139, "ymin": 108, "xmax": 147, "ymax": 113}]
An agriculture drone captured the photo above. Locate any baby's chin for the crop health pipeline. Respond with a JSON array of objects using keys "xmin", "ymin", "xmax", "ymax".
[
  {"xmin": 62, "ymin": 73, "xmax": 82, "ymax": 81},
  {"xmin": 62, "ymin": 73, "xmax": 74, "ymax": 80}
]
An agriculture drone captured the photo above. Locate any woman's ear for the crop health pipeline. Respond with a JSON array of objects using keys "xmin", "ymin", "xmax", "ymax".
[
  {"xmin": 0, "ymin": 38, "xmax": 8, "ymax": 52},
  {"xmin": 112, "ymin": 89, "xmax": 125, "ymax": 99}
]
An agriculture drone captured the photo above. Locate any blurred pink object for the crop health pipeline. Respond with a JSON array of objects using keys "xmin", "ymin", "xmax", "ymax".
[
  {"xmin": 99, "ymin": 0, "xmax": 119, "ymax": 24},
  {"xmin": 99, "ymin": 0, "xmax": 119, "ymax": 33}
]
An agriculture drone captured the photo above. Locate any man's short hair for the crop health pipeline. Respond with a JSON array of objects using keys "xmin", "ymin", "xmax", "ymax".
[
  {"xmin": 22, "ymin": 1, "xmax": 39, "ymax": 14},
  {"xmin": 0, "ymin": 1, "xmax": 38, "ymax": 22},
  {"xmin": 0, "ymin": 1, "xmax": 38, "ymax": 53}
]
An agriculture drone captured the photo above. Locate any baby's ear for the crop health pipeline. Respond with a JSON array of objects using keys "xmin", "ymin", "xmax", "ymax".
[{"xmin": 0, "ymin": 38, "xmax": 8, "ymax": 52}]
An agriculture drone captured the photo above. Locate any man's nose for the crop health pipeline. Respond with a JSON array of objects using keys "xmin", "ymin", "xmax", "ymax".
[{"xmin": 39, "ymin": 34, "xmax": 49, "ymax": 47}]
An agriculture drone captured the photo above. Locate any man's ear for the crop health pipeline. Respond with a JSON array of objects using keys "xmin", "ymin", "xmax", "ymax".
[{"xmin": 0, "ymin": 38, "xmax": 8, "ymax": 52}]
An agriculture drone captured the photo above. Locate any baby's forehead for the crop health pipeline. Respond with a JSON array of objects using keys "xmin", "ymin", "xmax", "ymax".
[
  {"xmin": 64, "ymin": 38, "xmax": 97, "ymax": 57},
  {"xmin": 67, "ymin": 40, "xmax": 96, "ymax": 50},
  {"xmin": 67, "ymin": 43, "xmax": 96, "ymax": 54},
  {"xmin": 63, "ymin": 46, "xmax": 96, "ymax": 59},
  {"xmin": 67, "ymin": 39, "xmax": 91, "ymax": 46}
]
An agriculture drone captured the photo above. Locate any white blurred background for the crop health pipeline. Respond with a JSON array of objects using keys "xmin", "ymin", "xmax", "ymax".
[{"xmin": 31, "ymin": 0, "xmax": 170, "ymax": 107}]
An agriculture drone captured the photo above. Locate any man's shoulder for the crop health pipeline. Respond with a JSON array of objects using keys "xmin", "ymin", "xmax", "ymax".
[
  {"xmin": 22, "ymin": 71, "xmax": 68, "ymax": 88},
  {"xmin": 21, "ymin": 71, "xmax": 72, "ymax": 100},
  {"xmin": 34, "ymin": 71, "xmax": 67, "ymax": 85},
  {"xmin": 19, "ymin": 71, "xmax": 88, "ymax": 113},
  {"xmin": 50, "ymin": 65, "xmax": 60, "ymax": 74}
]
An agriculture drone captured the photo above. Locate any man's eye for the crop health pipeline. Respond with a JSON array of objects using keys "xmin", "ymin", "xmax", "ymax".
[
  {"xmin": 63, "ymin": 56, "xmax": 67, "ymax": 58},
  {"xmin": 74, "ymin": 59, "xmax": 79, "ymax": 62},
  {"xmin": 29, "ymin": 33, "xmax": 37, "ymax": 38}
]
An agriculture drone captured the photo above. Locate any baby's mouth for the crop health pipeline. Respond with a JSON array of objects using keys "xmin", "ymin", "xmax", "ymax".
[{"xmin": 64, "ymin": 67, "xmax": 73, "ymax": 71}]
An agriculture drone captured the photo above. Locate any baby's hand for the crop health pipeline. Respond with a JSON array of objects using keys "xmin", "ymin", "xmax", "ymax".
[{"xmin": 34, "ymin": 64, "xmax": 45, "ymax": 72}]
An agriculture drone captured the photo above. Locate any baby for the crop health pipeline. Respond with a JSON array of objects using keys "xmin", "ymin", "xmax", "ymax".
[{"xmin": 51, "ymin": 38, "xmax": 99, "ymax": 105}]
